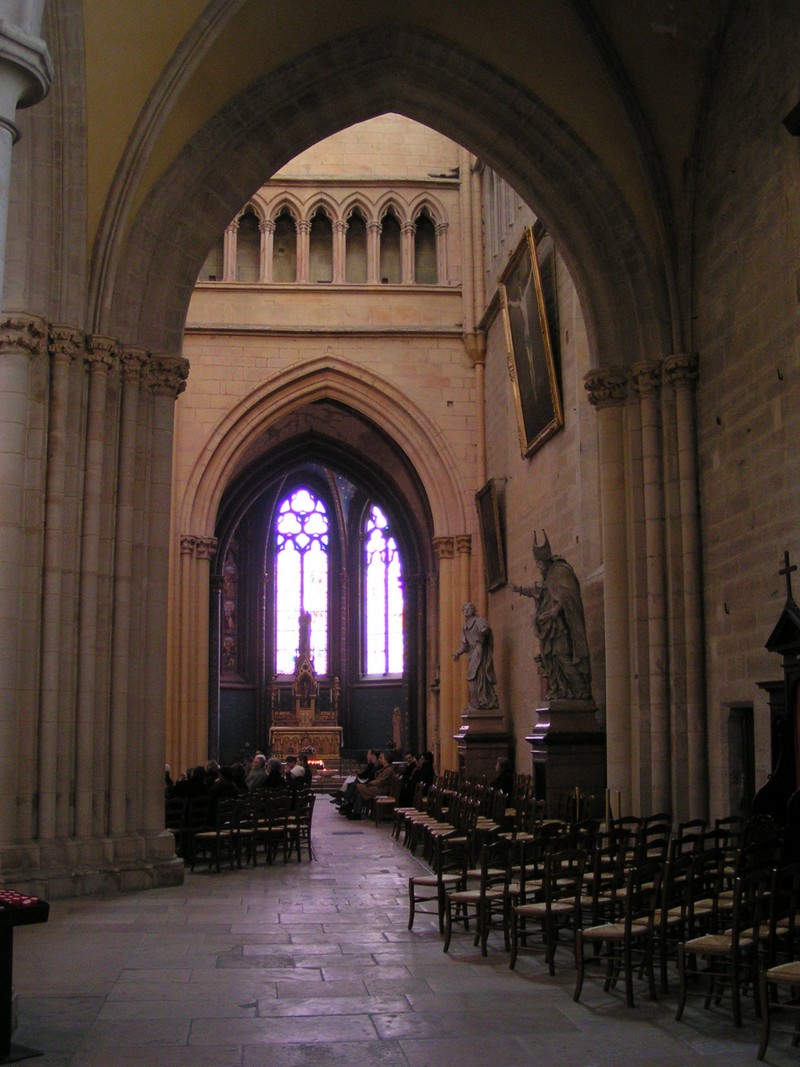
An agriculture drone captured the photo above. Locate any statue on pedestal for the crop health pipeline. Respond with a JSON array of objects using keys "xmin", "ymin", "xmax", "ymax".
[
  {"xmin": 453, "ymin": 602, "xmax": 499, "ymax": 710},
  {"xmin": 512, "ymin": 531, "xmax": 592, "ymax": 701}
]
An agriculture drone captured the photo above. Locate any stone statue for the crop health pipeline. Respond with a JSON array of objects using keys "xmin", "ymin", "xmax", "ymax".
[
  {"xmin": 512, "ymin": 531, "xmax": 592, "ymax": 701},
  {"xmin": 453, "ymin": 602, "xmax": 499, "ymax": 709}
]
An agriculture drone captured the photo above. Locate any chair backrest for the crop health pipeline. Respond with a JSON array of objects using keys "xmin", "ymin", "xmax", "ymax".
[
  {"xmin": 766, "ymin": 861, "xmax": 800, "ymax": 966},
  {"xmin": 165, "ymin": 796, "xmax": 187, "ymax": 830},
  {"xmin": 623, "ymin": 861, "xmax": 663, "ymax": 932},
  {"xmin": 728, "ymin": 866, "xmax": 771, "ymax": 948},
  {"xmin": 544, "ymin": 847, "xmax": 587, "ymax": 907}
]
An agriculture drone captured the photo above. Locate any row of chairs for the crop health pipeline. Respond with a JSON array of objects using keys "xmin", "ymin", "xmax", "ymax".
[
  {"xmin": 165, "ymin": 789, "xmax": 316, "ymax": 871},
  {"xmin": 404, "ymin": 803, "xmax": 800, "ymax": 1057}
]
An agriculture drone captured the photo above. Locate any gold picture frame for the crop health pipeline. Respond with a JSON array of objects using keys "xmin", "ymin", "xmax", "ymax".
[
  {"xmin": 499, "ymin": 227, "xmax": 563, "ymax": 457},
  {"xmin": 475, "ymin": 479, "xmax": 506, "ymax": 591}
]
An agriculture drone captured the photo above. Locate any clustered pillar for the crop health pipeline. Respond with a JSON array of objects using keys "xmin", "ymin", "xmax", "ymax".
[
  {"xmin": 0, "ymin": 312, "xmax": 188, "ymax": 895},
  {"xmin": 585, "ymin": 355, "xmax": 707, "ymax": 821}
]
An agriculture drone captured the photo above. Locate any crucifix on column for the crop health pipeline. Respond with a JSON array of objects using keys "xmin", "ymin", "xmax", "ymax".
[{"xmin": 779, "ymin": 550, "xmax": 797, "ymax": 602}]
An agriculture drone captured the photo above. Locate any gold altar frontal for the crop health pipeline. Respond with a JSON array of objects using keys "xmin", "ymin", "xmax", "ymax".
[{"xmin": 269, "ymin": 726, "xmax": 343, "ymax": 761}]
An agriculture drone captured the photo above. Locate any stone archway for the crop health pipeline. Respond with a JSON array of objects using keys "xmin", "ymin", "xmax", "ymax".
[
  {"xmin": 169, "ymin": 356, "xmax": 473, "ymax": 774},
  {"xmin": 101, "ymin": 24, "xmax": 672, "ymax": 367}
]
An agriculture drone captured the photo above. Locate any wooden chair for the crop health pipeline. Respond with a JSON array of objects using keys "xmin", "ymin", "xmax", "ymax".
[
  {"xmin": 676, "ymin": 866, "xmax": 771, "ymax": 1027},
  {"xmin": 190, "ymin": 797, "xmax": 239, "ymax": 872},
  {"xmin": 575, "ymin": 861, "xmax": 663, "ymax": 1008},
  {"xmin": 254, "ymin": 790, "xmax": 291, "ymax": 865},
  {"xmin": 373, "ymin": 773, "xmax": 402, "ymax": 826},
  {"xmin": 510, "ymin": 846, "xmax": 587, "ymax": 974},
  {"xmin": 443, "ymin": 837, "xmax": 512, "ymax": 957},
  {"xmin": 408, "ymin": 833, "xmax": 468, "ymax": 934},
  {"xmin": 286, "ymin": 790, "xmax": 316, "ymax": 861},
  {"xmin": 165, "ymin": 796, "xmax": 188, "ymax": 857}
]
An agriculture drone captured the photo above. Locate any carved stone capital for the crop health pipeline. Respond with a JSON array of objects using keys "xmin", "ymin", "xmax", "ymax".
[
  {"xmin": 260, "ymin": 218, "xmax": 275, "ymax": 234},
  {"xmin": 401, "ymin": 221, "xmax": 416, "ymax": 235},
  {"xmin": 0, "ymin": 313, "xmax": 47, "ymax": 357},
  {"xmin": 367, "ymin": 221, "xmax": 382, "ymax": 235},
  {"xmin": 584, "ymin": 367, "xmax": 628, "ymax": 407},
  {"xmin": 180, "ymin": 535, "xmax": 197, "ymax": 556},
  {"xmin": 631, "ymin": 360, "xmax": 661, "ymax": 398},
  {"xmin": 120, "ymin": 347, "xmax": 147, "ymax": 382},
  {"xmin": 333, "ymin": 220, "xmax": 348, "ymax": 235},
  {"xmin": 432, "ymin": 536, "xmax": 455, "ymax": 560},
  {"xmin": 86, "ymin": 334, "xmax": 118, "ymax": 371},
  {"xmin": 455, "ymin": 535, "xmax": 472, "ymax": 556},
  {"xmin": 296, "ymin": 219, "xmax": 311, "ymax": 236},
  {"xmin": 148, "ymin": 355, "xmax": 190, "ymax": 397},
  {"xmin": 0, "ymin": 19, "xmax": 53, "ymax": 113},
  {"xmin": 435, "ymin": 222, "xmax": 449, "ymax": 236},
  {"xmin": 48, "ymin": 324, "xmax": 82, "ymax": 364},
  {"xmin": 195, "ymin": 536, "xmax": 218, "ymax": 561},
  {"xmin": 662, "ymin": 352, "xmax": 698, "ymax": 390}
]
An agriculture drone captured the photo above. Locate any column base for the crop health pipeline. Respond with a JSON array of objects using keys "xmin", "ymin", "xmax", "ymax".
[{"xmin": 0, "ymin": 833, "xmax": 184, "ymax": 900}]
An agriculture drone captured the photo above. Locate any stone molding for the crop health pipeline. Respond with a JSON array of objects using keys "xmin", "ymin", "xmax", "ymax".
[
  {"xmin": 584, "ymin": 367, "xmax": 628, "ymax": 407},
  {"xmin": 0, "ymin": 17, "xmax": 53, "ymax": 116},
  {"xmin": 0, "ymin": 312, "xmax": 47, "ymax": 355}
]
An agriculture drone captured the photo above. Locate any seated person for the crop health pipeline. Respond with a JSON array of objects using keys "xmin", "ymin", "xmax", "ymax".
[
  {"xmin": 245, "ymin": 753, "xmax": 268, "ymax": 791},
  {"xmin": 261, "ymin": 757, "xmax": 288, "ymax": 790},
  {"xmin": 397, "ymin": 751, "xmax": 418, "ymax": 806},
  {"xmin": 490, "ymin": 756, "xmax": 514, "ymax": 797},
  {"xmin": 410, "ymin": 751, "xmax": 435, "ymax": 796},
  {"xmin": 333, "ymin": 749, "xmax": 378, "ymax": 811},
  {"xmin": 348, "ymin": 752, "xmax": 396, "ymax": 819}
]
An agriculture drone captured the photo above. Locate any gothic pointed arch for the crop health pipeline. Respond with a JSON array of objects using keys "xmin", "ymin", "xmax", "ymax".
[
  {"xmin": 178, "ymin": 354, "xmax": 469, "ymax": 541},
  {"xmin": 102, "ymin": 23, "xmax": 672, "ymax": 365}
]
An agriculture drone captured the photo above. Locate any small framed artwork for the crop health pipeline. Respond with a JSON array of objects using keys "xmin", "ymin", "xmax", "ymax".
[
  {"xmin": 475, "ymin": 479, "xmax": 506, "ymax": 592},
  {"xmin": 499, "ymin": 226, "xmax": 563, "ymax": 457}
]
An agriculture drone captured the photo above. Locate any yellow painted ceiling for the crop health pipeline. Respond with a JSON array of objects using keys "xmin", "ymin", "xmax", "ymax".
[{"xmin": 80, "ymin": 0, "xmax": 726, "ymax": 262}]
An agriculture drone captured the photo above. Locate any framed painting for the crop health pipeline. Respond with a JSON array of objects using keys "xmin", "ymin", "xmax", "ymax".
[
  {"xmin": 499, "ymin": 226, "xmax": 563, "ymax": 457},
  {"xmin": 475, "ymin": 479, "xmax": 506, "ymax": 592}
]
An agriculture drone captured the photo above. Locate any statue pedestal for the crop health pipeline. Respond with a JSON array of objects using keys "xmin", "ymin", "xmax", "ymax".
[
  {"xmin": 526, "ymin": 700, "xmax": 605, "ymax": 819},
  {"xmin": 455, "ymin": 705, "xmax": 510, "ymax": 779}
]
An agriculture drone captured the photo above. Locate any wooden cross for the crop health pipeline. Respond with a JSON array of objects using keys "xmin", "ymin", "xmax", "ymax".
[{"xmin": 779, "ymin": 550, "xmax": 797, "ymax": 601}]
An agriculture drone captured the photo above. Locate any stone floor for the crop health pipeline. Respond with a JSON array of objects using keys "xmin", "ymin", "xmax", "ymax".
[{"xmin": 10, "ymin": 802, "xmax": 799, "ymax": 1066}]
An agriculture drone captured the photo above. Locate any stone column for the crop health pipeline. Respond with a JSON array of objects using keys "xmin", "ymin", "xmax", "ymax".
[
  {"xmin": 74, "ymin": 335, "xmax": 117, "ymax": 839},
  {"xmin": 456, "ymin": 534, "xmax": 472, "ymax": 714},
  {"xmin": 193, "ymin": 536, "xmax": 218, "ymax": 761},
  {"xmin": 143, "ymin": 356, "xmax": 189, "ymax": 838},
  {"xmin": 0, "ymin": 15, "xmax": 51, "ymax": 305},
  {"xmin": 332, "ymin": 220, "xmax": 347, "ymax": 283},
  {"xmin": 259, "ymin": 219, "xmax": 274, "ymax": 282},
  {"xmin": 585, "ymin": 368, "xmax": 631, "ymax": 808},
  {"xmin": 401, "ymin": 220, "xmax": 416, "ymax": 284},
  {"xmin": 108, "ymin": 347, "xmax": 146, "ymax": 837},
  {"xmin": 664, "ymin": 352, "xmax": 707, "ymax": 820},
  {"xmin": 37, "ymin": 324, "xmax": 81, "ymax": 840},
  {"xmin": 433, "ymin": 537, "xmax": 457, "ymax": 770},
  {"xmin": 367, "ymin": 221, "xmax": 381, "ymax": 285},
  {"xmin": 465, "ymin": 332, "xmax": 487, "ymax": 614},
  {"xmin": 436, "ymin": 222, "xmax": 450, "ymax": 287},
  {"xmin": 296, "ymin": 219, "xmax": 310, "ymax": 283},
  {"xmin": 0, "ymin": 314, "xmax": 46, "ymax": 845},
  {"xmin": 173, "ymin": 534, "xmax": 197, "ymax": 775},
  {"xmin": 222, "ymin": 222, "xmax": 237, "ymax": 281},
  {"xmin": 632, "ymin": 360, "xmax": 670, "ymax": 812}
]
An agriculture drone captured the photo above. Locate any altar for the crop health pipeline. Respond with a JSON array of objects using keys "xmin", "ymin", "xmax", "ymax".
[
  {"xmin": 268, "ymin": 611, "xmax": 343, "ymax": 762},
  {"xmin": 269, "ymin": 726, "xmax": 343, "ymax": 761}
]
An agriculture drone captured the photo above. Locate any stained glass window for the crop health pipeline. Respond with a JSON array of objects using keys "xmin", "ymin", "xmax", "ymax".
[
  {"xmin": 364, "ymin": 504, "xmax": 404, "ymax": 674},
  {"xmin": 274, "ymin": 488, "xmax": 328, "ymax": 674}
]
